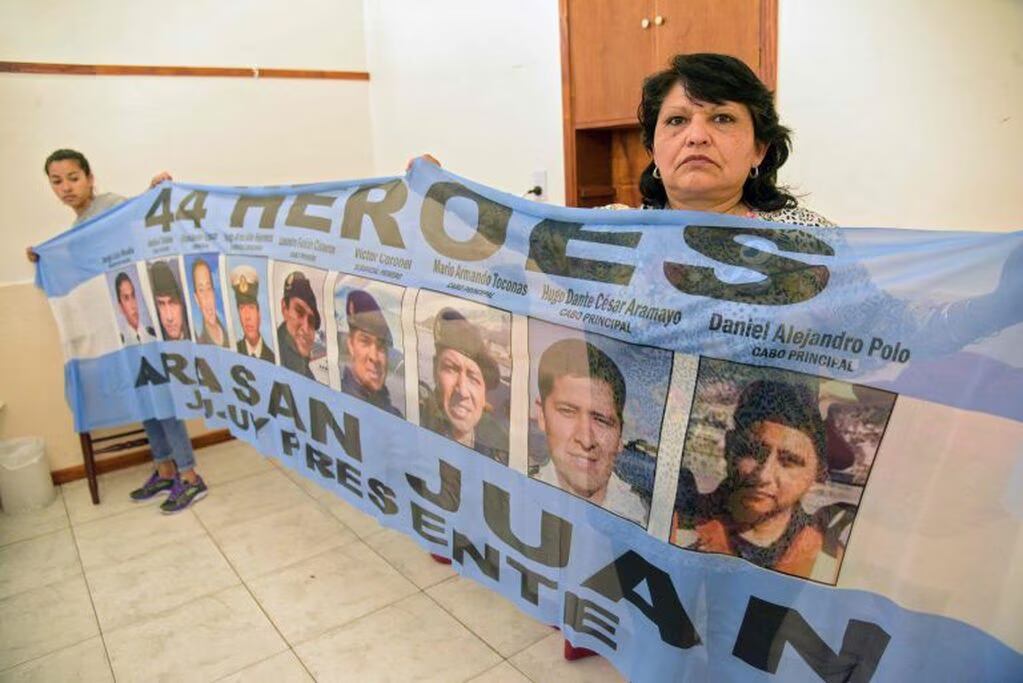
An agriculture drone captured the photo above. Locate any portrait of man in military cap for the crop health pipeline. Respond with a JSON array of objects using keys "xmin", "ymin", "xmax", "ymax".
[
  {"xmin": 148, "ymin": 258, "xmax": 191, "ymax": 342},
  {"xmin": 276, "ymin": 268, "xmax": 323, "ymax": 380},
  {"xmin": 340, "ymin": 287, "xmax": 402, "ymax": 416},
  {"xmin": 417, "ymin": 294, "xmax": 511, "ymax": 465},
  {"xmin": 229, "ymin": 261, "xmax": 275, "ymax": 362},
  {"xmin": 187, "ymin": 254, "xmax": 229, "ymax": 349},
  {"xmin": 107, "ymin": 269, "xmax": 157, "ymax": 346}
]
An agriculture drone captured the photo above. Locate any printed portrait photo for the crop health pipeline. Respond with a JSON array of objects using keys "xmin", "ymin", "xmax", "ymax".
[
  {"xmin": 415, "ymin": 290, "xmax": 512, "ymax": 465},
  {"xmin": 184, "ymin": 253, "xmax": 230, "ymax": 349},
  {"xmin": 527, "ymin": 319, "xmax": 673, "ymax": 528},
  {"xmin": 671, "ymin": 358, "xmax": 896, "ymax": 584},
  {"xmin": 225, "ymin": 256, "xmax": 276, "ymax": 363},
  {"xmin": 147, "ymin": 257, "xmax": 191, "ymax": 342},
  {"xmin": 105, "ymin": 267, "xmax": 158, "ymax": 346},
  {"xmin": 271, "ymin": 264, "xmax": 329, "ymax": 383},
  {"xmin": 335, "ymin": 274, "xmax": 407, "ymax": 417}
]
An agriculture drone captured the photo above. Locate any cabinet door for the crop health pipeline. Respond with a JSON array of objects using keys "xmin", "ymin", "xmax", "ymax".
[
  {"xmin": 567, "ymin": 0, "xmax": 657, "ymax": 127},
  {"xmin": 652, "ymin": 0, "xmax": 767, "ymax": 85}
]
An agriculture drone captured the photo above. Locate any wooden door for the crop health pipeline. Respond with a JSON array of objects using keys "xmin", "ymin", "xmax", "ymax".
[
  {"xmin": 567, "ymin": 0, "xmax": 657, "ymax": 127},
  {"xmin": 652, "ymin": 0, "xmax": 774, "ymax": 88}
]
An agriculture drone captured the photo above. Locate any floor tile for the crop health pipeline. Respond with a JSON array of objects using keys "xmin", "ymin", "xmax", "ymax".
[
  {"xmin": 295, "ymin": 593, "xmax": 501, "ymax": 682},
  {"xmin": 0, "ymin": 636, "xmax": 112, "ymax": 683},
  {"xmin": 509, "ymin": 633, "xmax": 625, "ymax": 683},
  {"xmin": 427, "ymin": 577, "xmax": 552, "ymax": 657},
  {"xmin": 105, "ymin": 585, "xmax": 287, "ymax": 683},
  {"xmin": 86, "ymin": 534, "xmax": 239, "ymax": 631},
  {"xmin": 211, "ymin": 502, "xmax": 357, "ymax": 581},
  {"xmin": 248, "ymin": 541, "xmax": 418, "ymax": 645},
  {"xmin": 0, "ymin": 575, "xmax": 98, "ymax": 671},
  {"xmin": 468, "ymin": 661, "xmax": 533, "ymax": 683},
  {"xmin": 191, "ymin": 470, "xmax": 312, "ymax": 533},
  {"xmin": 216, "ymin": 649, "xmax": 313, "ymax": 682},
  {"xmin": 364, "ymin": 528, "xmax": 456, "ymax": 589},
  {"xmin": 194, "ymin": 440, "xmax": 274, "ymax": 486},
  {"xmin": 62, "ymin": 463, "xmax": 161, "ymax": 526},
  {"xmin": 0, "ymin": 490, "xmax": 69, "ymax": 548},
  {"xmin": 279, "ymin": 465, "xmax": 384, "ymax": 539},
  {"xmin": 279, "ymin": 465, "xmax": 329, "ymax": 499},
  {"xmin": 74, "ymin": 505, "xmax": 205, "ymax": 570},
  {"xmin": 0, "ymin": 528, "xmax": 81, "ymax": 600},
  {"xmin": 317, "ymin": 493, "xmax": 383, "ymax": 539}
]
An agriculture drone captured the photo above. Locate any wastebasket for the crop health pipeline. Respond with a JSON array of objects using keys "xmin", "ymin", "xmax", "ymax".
[{"xmin": 0, "ymin": 437, "xmax": 56, "ymax": 514}]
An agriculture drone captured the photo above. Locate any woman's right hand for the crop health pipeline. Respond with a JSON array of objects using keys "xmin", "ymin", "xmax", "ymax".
[
  {"xmin": 406, "ymin": 154, "xmax": 441, "ymax": 171},
  {"xmin": 25, "ymin": 247, "xmax": 38, "ymax": 263}
]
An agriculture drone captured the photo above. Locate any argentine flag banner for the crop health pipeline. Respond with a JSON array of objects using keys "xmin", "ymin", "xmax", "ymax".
[{"xmin": 34, "ymin": 160, "xmax": 1023, "ymax": 681}]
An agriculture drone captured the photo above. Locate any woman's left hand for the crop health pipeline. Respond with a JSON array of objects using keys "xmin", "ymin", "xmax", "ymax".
[{"xmin": 149, "ymin": 171, "xmax": 173, "ymax": 188}]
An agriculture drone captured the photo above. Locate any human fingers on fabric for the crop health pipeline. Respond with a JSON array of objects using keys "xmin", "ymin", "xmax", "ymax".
[
  {"xmin": 149, "ymin": 171, "xmax": 173, "ymax": 188},
  {"xmin": 405, "ymin": 154, "xmax": 441, "ymax": 171},
  {"xmin": 26, "ymin": 247, "xmax": 39, "ymax": 263}
]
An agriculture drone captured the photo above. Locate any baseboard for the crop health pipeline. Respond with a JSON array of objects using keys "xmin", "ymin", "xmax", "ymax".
[{"xmin": 50, "ymin": 429, "xmax": 235, "ymax": 485}]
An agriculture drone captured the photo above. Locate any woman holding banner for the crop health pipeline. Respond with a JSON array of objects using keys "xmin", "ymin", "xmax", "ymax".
[
  {"xmin": 30, "ymin": 149, "xmax": 209, "ymax": 514},
  {"xmin": 415, "ymin": 50, "xmax": 1020, "ymax": 660}
]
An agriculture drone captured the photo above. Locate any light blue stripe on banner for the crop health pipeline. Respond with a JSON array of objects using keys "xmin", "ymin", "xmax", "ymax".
[{"xmin": 61, "ymin": 348, "xmax": 1022, "ymax": 682}]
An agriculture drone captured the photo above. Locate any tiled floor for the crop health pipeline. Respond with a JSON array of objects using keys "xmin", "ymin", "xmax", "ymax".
[{"xmin": 0, "ymin": 440, "xmax": 625, "ymax": 682}]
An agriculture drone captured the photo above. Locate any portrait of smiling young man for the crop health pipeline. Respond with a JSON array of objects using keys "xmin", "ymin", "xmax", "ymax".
[{"xmin": 532, "ymin": 338, "xmax": 650, "ymax": 527}]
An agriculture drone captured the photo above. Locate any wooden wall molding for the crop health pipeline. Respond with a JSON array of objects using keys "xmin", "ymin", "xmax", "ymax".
[
  {"xmin": 50, "ymin": 429, "xmax": 235, "ymax": 485},
  {"xmin": 0, "ymin": 61, "xmax": 369, "ymax": 81}
]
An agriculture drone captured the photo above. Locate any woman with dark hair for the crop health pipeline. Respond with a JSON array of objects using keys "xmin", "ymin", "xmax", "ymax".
[
  {"xmin": 632, "ymin": 52, "xmax": 831, "ymax": 226},
  {"xmin": 29, "ymin": 149, "xmax": 209, "ymax": 514}
]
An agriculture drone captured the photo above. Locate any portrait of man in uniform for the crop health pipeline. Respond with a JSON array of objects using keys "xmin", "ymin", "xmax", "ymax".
[
  {"xmin": 230, "ymin": 264, "xmax": 275, "ymax": 362},
  {"xmin": 148, "ymin": 259, "xmax": 191, "ymax": 342},
  {"xmin": 341, "ymin": 289, "xmax": 400, "ymax": 415},
  {"xmin": 112, "ymin": 271, "xmax": 156, "ymax": 345},
  {"xmin": 420, "ymin": 307, "xmax": 508, "ymax": 464},
  {"xmin": 277, "ymin": 270, "xmax": 320, "ymax": 379},
  {"xmin": 531, "ymin": 338, "xmax": 649, "ymax": 526},
  {"xmin": 190, "ymin": 256, "xmax": 228, "ymax": 348}
]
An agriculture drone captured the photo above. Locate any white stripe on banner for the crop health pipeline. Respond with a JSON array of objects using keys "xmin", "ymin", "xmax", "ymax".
[{"xmin": 48, "ymin": 274, "xmax": 121, "ymax": 360}]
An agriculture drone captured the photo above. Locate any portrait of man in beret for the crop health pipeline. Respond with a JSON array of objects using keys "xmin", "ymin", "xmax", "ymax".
[
  {"xmin": 148, "ymin": 259, "xmax": 191, "ymax": 342},
  {"xmin": 341, "ymin": 288, "xmax": 401, "ymax": 416},
  {"xmin": 420, "ymin": 306, "xmax": 508, "ymax": 465},
  {"xmin": 277, "ymin": 270, "xmax": 320, "ymax": 379},
  {"xmin": 230, "ymin": 263, "xmax": 275, "ymax": 362}
]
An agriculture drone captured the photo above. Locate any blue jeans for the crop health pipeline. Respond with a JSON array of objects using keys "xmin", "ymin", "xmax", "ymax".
[{"xmin": 142, "ymin": 418, "xmax": 195, "ymax": 472}]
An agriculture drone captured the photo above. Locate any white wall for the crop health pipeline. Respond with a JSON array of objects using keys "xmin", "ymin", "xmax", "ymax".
[
  {"xmin": 778, "ymin": 0, "xmax": 1023, "ymax": 230},
  {"xmin": 0, "ymin": 0, "xmax": 374, "ymax": 285},
  {"xmin": 362, "ymin": 0, "xmax": 566, "ymax": 204},
  {"xmin": 0, "ymin": 0, "xmax": 374, "ymax": 471}
]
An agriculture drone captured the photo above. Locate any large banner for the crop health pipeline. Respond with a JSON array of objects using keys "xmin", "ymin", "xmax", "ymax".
[{"xmin": 35, "ymin": 160, "xmax": 1022, "ymax": 681}]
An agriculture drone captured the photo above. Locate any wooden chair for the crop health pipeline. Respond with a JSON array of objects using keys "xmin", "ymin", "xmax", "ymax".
[{"xmin": 78, "ymin": 428, "xmax": 149, "ymax": 504}]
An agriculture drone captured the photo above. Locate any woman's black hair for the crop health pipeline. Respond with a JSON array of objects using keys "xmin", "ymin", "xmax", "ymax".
[
  {"xmin": 44, "ymin": 149, "xmax": 91, "ymax": 177},
  {"xmin": 638, "ymin": 53, "xmax": 796, "ymax": 211}
]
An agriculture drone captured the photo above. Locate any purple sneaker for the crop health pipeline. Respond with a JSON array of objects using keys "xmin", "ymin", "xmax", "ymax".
[
  {"xmin": 160, "ymin": 475, "xmax": 208, "ymax": 514},
  {"xmin": 129, "ymin": 470, "xmax": 175, "ymax": 501}
]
